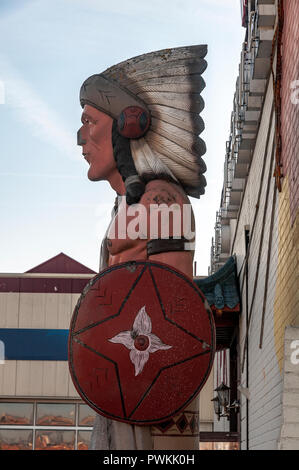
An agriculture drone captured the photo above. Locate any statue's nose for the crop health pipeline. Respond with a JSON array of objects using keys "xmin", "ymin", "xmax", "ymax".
[{"xmin": 77, "ymin": 129, "xmax": 86, "ymax": 146}]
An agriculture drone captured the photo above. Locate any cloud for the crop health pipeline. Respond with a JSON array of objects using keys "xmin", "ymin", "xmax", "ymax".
[{"xmin": 0, "ymin": 55, "xmax": 81, "ymax": 161}]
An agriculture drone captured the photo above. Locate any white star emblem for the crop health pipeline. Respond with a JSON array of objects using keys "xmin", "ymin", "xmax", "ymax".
[{"xmin": 108, "ymin": 306, "xmax": 172, "ymax": 376}]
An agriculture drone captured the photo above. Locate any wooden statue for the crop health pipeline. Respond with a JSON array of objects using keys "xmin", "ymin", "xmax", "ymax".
[{"xmin": 75, "ymin": 45, "xmax": 209, "ymax": 450}]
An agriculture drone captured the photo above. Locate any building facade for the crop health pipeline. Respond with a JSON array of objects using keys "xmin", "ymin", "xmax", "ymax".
[
  {"xmin": 210, "ymin": 0, "xmax": 299, "ymax": 450},
  {"xmin": 0, "ymin": 253, "xmax": 98, "ymax": 450}
]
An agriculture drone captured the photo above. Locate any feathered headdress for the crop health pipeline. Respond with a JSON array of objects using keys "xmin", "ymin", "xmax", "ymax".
[{"xmin": 80, "ymin": 45, "xmax": 207, "ymax": 198}]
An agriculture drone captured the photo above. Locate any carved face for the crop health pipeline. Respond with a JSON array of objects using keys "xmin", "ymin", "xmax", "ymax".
[{"xmin": 78, "ymin": 104, "xmax": 116, "ymax": 181}]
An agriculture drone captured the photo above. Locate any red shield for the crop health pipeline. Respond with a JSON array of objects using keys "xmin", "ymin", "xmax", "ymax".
[{"xmin": 68, "ymin": 261, "xmax": 215, "ymax": 425}]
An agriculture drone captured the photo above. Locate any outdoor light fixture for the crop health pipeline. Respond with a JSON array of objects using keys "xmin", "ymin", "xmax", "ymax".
[
  {"xmin": 215, "ymin": 382, "xmax": 230, "ymax": 408},
  {"xmin": 212, "ymin": 383, "xmax": 240, "ymax": 421},
  {"xmin": 211, "ymin": 397, "xmax": 221, "ymax": 421}
]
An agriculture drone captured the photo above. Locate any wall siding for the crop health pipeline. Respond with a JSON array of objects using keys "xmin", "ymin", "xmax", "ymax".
[
  {"xmin": 232, "ymin": 76, "xmax": 283, "ymax": 450},
  {"xmin": 231, "ymin": 0, "xmax": 299, "ymax": 449},
  {"xmin": 0, "ymin": 291, "xmax": 80, "ymax": 398}
]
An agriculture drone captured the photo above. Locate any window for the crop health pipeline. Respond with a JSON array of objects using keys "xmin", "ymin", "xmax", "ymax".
[
  {"xmin": 79, "ymin": 404, "xmax": 96, "ymax": 427},
  {"xmin": 77, "ymin": 430, "xmax": 92, "ymax": 450},
  {"xmin": 35, "ymin": 430, "xmax": 75, "ymax": 450},
  {"xmin": 36, "ymin": 403, "xmax": 76, "ymax": 426},
  {"xmin": 0, "ymin": 429, "xmax": 33, "ymax": 450},
  {"xmin": 0, "ymin": 401, "xmax": 96, "ymax": 450},
  {"xmin": 200, "ymin": 441, "xmax": 239, "ymax": 450},
  {"xmin": 0, "ymin": 403, "xmax": 33, "ymax": 425},
  {"xmin": 199, "ymin": 432, "xmax": 240, "ymax": 450}
]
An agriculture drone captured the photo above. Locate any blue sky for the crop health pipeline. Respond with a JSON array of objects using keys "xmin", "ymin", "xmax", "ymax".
[{"xmin": 0, "ymin": 0, "xmax": 244, "ymax": 274}]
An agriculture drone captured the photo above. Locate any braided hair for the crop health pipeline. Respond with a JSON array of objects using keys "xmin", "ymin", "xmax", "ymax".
[
  {"xmin": 111, "ymin": 119, "xmax": 145, "ymax": 205},
  {"xmin": 111, "ymin": 119, "xmax": 180, "ymax": 205}
]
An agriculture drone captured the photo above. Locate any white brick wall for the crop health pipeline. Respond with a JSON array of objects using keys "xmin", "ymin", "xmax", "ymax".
[{"xmin": 231, "ymin": 78, "xmax": 283, "ymax": 449}]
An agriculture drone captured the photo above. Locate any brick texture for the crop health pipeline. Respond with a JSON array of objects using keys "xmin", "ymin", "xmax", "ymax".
[{"xmin": 281, "ymin": 0, "xmax": 299, "ymax": 225}]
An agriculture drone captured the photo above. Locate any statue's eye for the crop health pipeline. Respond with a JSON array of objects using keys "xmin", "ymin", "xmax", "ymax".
[{"xmin": 82, "ymin": 116, "xmax": 97, "ymax": 125}]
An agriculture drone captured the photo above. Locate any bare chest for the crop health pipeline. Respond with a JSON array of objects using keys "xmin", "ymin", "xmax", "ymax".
[{"xmin": 106, "ymin": 207, "xmax": 147, "ymax": 263}]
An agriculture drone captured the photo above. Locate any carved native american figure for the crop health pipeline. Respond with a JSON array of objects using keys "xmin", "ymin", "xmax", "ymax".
[{"xmin": 74, "ymin": 45, "xmax": 211, "ymax": 450}]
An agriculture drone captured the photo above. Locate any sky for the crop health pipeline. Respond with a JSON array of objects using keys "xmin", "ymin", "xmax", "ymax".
[{"xmin": 0, "ymin": 0, "xmax": 244, "ymax": 275}]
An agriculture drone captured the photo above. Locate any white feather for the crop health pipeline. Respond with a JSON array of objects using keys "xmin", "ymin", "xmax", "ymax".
[
  {"xmin": 149, "ymin": 105, "xmax": 204, "ymax": 135},
  {"xmin": 137, "ymin": 91, "xmax": 204, "ymax": 113},
  {"xmin": 130, "ymin": 135, "xmax": 204, "ymax": 193},
  {"xmin": 123, "ymin": 75, "xmax": 205, "ymax": 95},
  {"xmin": 130, "ymin": 139, "xmax": 177, "ymax": 180},
  {"xmin": 130, "ymin": 139, "xmax": 153, "ymax": 175},
  {"xmin": 116, "ymin": 61, "xmax": 207, "ymax": 87},
  {"xmin": 104, "ymin": 45, "xmax": 207, "ymax": 78},
  {"xmin": 145, "ymin": 131, "xmax": 199, "ymax": 171},
  {"xmin": 155, "ymin": 151, "xmax": 201, "ymax": 187},
  {"xmin": 150, "ymin": 117, "xmax": 206, "ymax": 159},
  {"xmin": 102, "ymin": 45, "xmax": 208, "ymax": 198}
]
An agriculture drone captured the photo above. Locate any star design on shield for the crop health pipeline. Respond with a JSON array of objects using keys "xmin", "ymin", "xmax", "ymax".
[
  {"xmin": 70, "ymin": 262, "xmax": 215, "ymax": 423},
  {"xmin": 108, "ymin": 305, "xmax": 172, "ymax": 376}
]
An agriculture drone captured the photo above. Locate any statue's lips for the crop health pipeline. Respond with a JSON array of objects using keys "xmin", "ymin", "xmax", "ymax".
[{"xmin": 83, "ymin": 153, "xmax": 90, "ymax": 163}]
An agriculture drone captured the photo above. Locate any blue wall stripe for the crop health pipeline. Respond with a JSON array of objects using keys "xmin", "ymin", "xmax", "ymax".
[{"xmin": 0, "ymin": 329, "xmax": 69, "ymax": 361}]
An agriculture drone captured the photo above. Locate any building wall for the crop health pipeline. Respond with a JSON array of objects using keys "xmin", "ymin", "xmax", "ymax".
[
  {"xmin": 231, "ymin": 75, "xmax": 283, "ymax": 450},
  {"xmin": 274, "ymin": 0, "xmax": 299, "ymax": 449},
  {"xmin": 273, "ymin": 0, "xmax": 299, "ymax": 373},
  {"xmin": 0, "ymin": 269, "xmax": 97, "ymax": 450},
  {"xmin": 0, "ymin": 291, "xmax": 79, "ymax": 397},
  {"xmin": 229, "ymin": 0, "xmax": 299, "ymax": 450},
  {"xmin": 199, "ymin": 364, "xmax": 215, "ymax": 431}
]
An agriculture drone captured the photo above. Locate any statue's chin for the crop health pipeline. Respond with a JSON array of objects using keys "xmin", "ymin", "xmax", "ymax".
[
  {"xmin": 87, "ymin": 166, "xmax": 101, "ymax": 181},
  {"xmin": 88, "ymin": 174, "xmax": 102, "ymax": 182},
  {"xmin": 87, "ymin": 168, "xmax": 102, "ymax": 181}
]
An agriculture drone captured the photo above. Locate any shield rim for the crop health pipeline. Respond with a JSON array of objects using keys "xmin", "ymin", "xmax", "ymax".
[{"xmin": 68, "ymin": 260, "xmax": 216, "ymax": 425}]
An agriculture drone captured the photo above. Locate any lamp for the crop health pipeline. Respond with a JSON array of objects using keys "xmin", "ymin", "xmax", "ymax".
[
  {"xmin": 215, "ymin": 382, "xmax": 230, "ymax": 408},
  {"xmin": 211, "ymin": 397, "xmax": 221, "ymax": 421}
]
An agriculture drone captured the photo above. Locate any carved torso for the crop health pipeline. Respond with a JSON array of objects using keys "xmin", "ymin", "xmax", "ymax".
[{"xmin": 106, "ymin": 179, "xmax": 195, "ymax": 278}]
